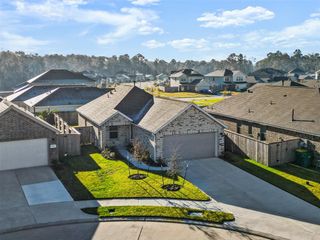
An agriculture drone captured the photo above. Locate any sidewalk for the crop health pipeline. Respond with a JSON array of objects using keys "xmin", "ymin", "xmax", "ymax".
[{"xmin": 74, "ymin": 198, "xmax": 224, "ymax": 212}]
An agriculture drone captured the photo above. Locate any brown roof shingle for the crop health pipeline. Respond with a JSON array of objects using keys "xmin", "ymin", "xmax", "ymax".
[{"xmin": 206, "ymin": 85, "xmax": 320, "ymax": 136}]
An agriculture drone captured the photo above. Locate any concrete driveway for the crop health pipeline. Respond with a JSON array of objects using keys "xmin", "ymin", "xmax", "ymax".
[
  {"xmin": 0, "ymin": 167, "xmax": 90, "ymax": 232},
  {"xmin": 186, "ymin": 158, "xmax": 320, "ymax": 240}
]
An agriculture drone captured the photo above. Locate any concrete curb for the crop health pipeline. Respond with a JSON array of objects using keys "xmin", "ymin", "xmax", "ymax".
[{"xmin": 0, "ymin": 216, "xmax": 288, "ymax": 240}]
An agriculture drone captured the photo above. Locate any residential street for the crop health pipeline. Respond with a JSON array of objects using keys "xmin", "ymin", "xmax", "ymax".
[
  {"xmin": 185, "ymin": 158, "xmax": 320, "ymax": 240},
  {"xmin": 1, "ymin": 221, "xmax": 268, "ymax": 240}
]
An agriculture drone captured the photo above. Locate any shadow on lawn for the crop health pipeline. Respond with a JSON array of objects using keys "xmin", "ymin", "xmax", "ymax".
[
  {"xmin": 225, "ymin": 153, "xmax": 320, "ymax": 209},
  {"xmin": 53, "ymin": 145, "xmax": 102, "ymax": 200},
  {"xmin": 275, "ymin": 164, "xmax": 320, "ymax": 184}
]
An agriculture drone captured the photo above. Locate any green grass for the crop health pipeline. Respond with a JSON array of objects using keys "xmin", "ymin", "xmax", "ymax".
[
  {"xmin": 54, "ymin": 146, "xmax": 210, "ymax": 201},
  {"xmin": 190, "ymin": 98, "xmax": 224, "ymax": 107},
  {"xmin": 82, "ymin": 206, "xmax": 234, "ymax": 224},
  {"xmin": 151, "ymin": 90, "xmax": 212, "ymax": 98},
  {"xmin": 225, "ymin": 152, "xmax": 320, "ymax": 208}
]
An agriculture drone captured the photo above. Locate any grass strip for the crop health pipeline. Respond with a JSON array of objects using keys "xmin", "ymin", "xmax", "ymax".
[{"xmin": 82, "ymin": 206, "xmax": 234, "ymax": 224}]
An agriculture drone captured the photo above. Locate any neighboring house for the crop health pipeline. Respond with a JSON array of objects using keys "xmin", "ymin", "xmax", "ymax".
[
  {"xmin": 6, "ymin": 69, "xmax": 108, "ymax": 125},
  {"xmin": 203, "ymin": 69, "xmax": 233, "ymax": 91},
  {"xmin": 77, "ymin": 85, "xmax": 225, "ymax": 161},
  {"xmin": 23, "ymin": 87, "xmax": 108, "ymax": 114},
  {"xmin": 300, "ymin": 80, "xmax": 320, "ymax": 88},
  {"xmin": 245, "ymin": 76, "xmax": 257, "ymax": 88},
  {"xmin": 206, "ymin": 85, "xmax": 320, "ymax": 166},
  {"xmin": 272, "ymin": 80, "xmax": 307, "ymax": 87},
  {"xmin": 316, "ymin": 70, "xmax": 320, "ymax": 80},
  {"xmin": 232, "ymin": 70, "xmax": 248, "ymax": 91},
  {"xmin": 156, "ymin": 73, "xmax": 168, "ymax": 81},
  {"xmin": 169, "ymin": 69, "xmax": 204, "ymax": 92},
  {"xmin": 287, "ymin": 68, "xmax": 305, "ymax": 81},
  {"xmin": 0, "ymin": 100, "xmax": 60, "ymax": 171}
]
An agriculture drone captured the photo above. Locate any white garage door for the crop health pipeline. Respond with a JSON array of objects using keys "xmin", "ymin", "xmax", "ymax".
[
  {"xmin": 163, "ymin": 133, "xmax": 216, "ymax": 160},
  {"xmin": 0, "ymin": 138, "xmax": 48, "ymax": 171}
]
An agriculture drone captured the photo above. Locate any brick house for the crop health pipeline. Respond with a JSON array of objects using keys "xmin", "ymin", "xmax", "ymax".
[
  {"xmin": 77, "ymin": 85, "xmax": 225, "ymax": 161},
  {"xmin": 206, "ymin": 85, "xmax": 320, "ymax": 166},
  {"xmin": 0, "ymin": 100, "xmax": 60, "ymax": 171}
]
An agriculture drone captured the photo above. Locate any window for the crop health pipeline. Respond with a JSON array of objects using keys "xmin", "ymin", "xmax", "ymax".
[
  {"xmin": 248, "ymin": 125, "xmax": 252, "ymax": 135},
  {"xmin": 109, "ymin": 126, "xmax": 118, "ymax": 139},
  {"xmin": 260, "ymin": 127, "xmax": 266, "ymax": 141},
  {"xmin": 236, "ymin": 76, "xmax": 243, "ymax": 82},
  {"xmin": 236, "ymin": 123, "xmax": 241, "ymax": 134}
]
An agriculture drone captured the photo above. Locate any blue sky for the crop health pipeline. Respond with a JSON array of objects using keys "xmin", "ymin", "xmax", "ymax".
[{"xmin": 0, "ymin": 0, "xmax": 319, "ymax": 62}]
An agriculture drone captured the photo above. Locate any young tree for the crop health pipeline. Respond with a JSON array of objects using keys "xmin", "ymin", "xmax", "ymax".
[
  {"xmin": 167, "ymin": 150, "xmax": 181, "ymax": 186},
  {"xmin": 132, "ymin": 139, "xmax": 149, "ymax": 175}
]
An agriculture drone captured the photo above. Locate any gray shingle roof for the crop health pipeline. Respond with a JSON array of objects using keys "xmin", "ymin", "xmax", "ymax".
[
  {"xmin": 205, "ymin": 69, "xmax": 233, "ymax": 77},
  {"xmin": 77, "ymin": 85, "xmax": 135, "ymax": 125},
  {"xmin": 7, "ymin": 86, "xmax": 56, "ymax": 102},
  {"xmin": 24, "ymin": 87, "xmax": 109, "ymax": 107},
  {"xmin": 137, "ymin": 98, "xmax": 189, "ymax": 132},
  {"xmin": 206, "ymin": 85, "xmax": 320, "ymax": 136}
]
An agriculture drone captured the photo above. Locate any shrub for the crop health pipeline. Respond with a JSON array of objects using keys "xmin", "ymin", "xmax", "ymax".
[{"xmin": 101, "ymin": 148, "xmax": 117, "ymax": 160}]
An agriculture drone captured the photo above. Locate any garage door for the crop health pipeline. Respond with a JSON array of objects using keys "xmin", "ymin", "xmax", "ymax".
[
  {"xmin": 163, "ymin": 133, "xmax": 216, "ymax": 160},
  {"xmin": 0, "ymin": 138, "xmax": 48, "ymax": 171}
]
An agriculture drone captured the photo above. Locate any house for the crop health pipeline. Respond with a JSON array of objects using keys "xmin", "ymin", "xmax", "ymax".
[
  {"xmin": 14, "ymin": 69, "xmax": 96, "ymax": 91},
  {"xmin": 77, "ymin": 85, "xmax": 225, "ymax": 161},
  {"xmin": 204, "ymin": 69, "xmax": 233, "ymax": 91},
  {"xmin": 287, "ymin": 68, "xmax": 305, "ymax": 81},
  {"xmin": 232, "ymin": 70, "xmax": 248, "ymax": 91},
  {"xmin": 169, "ymin": 69, "xmax": 204, "ymax": 92},
  {"xmin": 272, "ymin": 80, "xmax": 307, "ymax": 87},
  {"xmin": 0, "ymin": 100, "xmax": 60, "ymax": 171},
  {"xmin": 316, "ymin": 70, "xmax": 320, "ymax": 80},
  {"xmin": 156, "ymin": 73, "xmax": 169, "ymax": 81},
  {"xmin": 6, "ymin": 69, "xmax": 108, "ymax": 125},
  {"xmin": 206, "ymin": 85, "xmax": 320, "ymax": 166},
  {"xmin": 300, "ymin": 80, "xmax": 320, "ymax": 88}
]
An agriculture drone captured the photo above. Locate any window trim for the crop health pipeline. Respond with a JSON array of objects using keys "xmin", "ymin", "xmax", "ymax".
[{"xmin": 109, "ymin": 126, "xmax": 118, "ymax": 139}]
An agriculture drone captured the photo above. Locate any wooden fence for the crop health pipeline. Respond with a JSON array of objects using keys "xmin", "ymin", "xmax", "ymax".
[
  {"xmin": 224, "ymin": 130, "xmax": 300, "ymax": 166},
  {"xmin": 53, "ymin": 113, "xmax": 81, "ymax": 158},
  {"xmin": 74, "ymin": 126, "xmax": 95, "ymax": 145}
]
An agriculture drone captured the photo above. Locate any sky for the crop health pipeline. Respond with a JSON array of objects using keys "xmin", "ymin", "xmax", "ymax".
[{"xmin": 0, "ymin": 0, "xmax": 319, "ymax": 62}]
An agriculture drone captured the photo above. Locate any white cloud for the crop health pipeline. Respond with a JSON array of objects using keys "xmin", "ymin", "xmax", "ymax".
[
  {"xmin": 130, "ymin": 0, "xmax": 160, "ymax": 6},
  {"xmin": 0, "ymin": 31, "xmax": 48, "ymax": 51},
  {"xmin": 197, "ymin": 6, "xmax": 274, "ymax": 28},
  {"xmin": 14, "ymin": 0, "xmax": 163, "ymax": 44},
  {"xmin": 168, "ymin": 38, "xmax": 210, "ymax": 51},
  {"xmin": 244, "ymin": 17, "xmax": 320, "ymax": 48},
  {"xmin": 142, "ymin": 39, "xmax": 165, "ymax": 48}
]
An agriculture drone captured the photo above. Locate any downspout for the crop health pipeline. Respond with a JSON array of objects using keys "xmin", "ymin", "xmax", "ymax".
[{"xmin": 153, "ymin": 133, "xmax": 157, "ymax": 162}]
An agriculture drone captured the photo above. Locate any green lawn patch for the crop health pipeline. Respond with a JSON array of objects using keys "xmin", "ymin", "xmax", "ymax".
[
  {"xmin": 54, "ymin": 146, "xmax": 210, "ymax": 201},
  {"xmin": 190, "ymin": 98, "xmax": 224, "ymax": 107},
  {"xmin": 82, "ymin": 206, "xmax": 234, "ymax": 224},
  {"xmin": 224, "ymin": 152, "xmax": 320, "ymax": 208}
]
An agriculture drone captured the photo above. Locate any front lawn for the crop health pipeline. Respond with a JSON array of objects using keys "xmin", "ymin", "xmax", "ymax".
[
  {"xmin": 82, "ymin": 206, "xmax": 234, "ymax": 224},
  {"xmin": 225, "ymin": 152, "xmax": 320, "ymax": 208},
  {"xmin": 54, "ymin": 146, "xmax": 210, "ymax": 201},
  {"xmin": 190, "ymin": 98, "xmax": 224, "ymax": 107}
]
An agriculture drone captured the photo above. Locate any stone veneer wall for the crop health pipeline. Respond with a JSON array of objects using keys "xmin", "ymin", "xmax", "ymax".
[
  {"xmin": 132, "ymin": 125, "xmax": 155, "ymax": 159},
  {"xmin": 155, "ymin": 106, "xmax": 224, "ymax": 160},
  {"xmin": 0, "ymin": 109, "xmax": 58, "ymax": 162}
]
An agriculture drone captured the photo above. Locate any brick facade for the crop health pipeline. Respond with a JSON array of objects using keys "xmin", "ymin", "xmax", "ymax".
[
  {"xmin": 0, "ymin": 109, "xmax": 58, "ymax": 162},
  {"xmin": 155, "ymin": 106, "xmax": 224, "ymax": 160}
]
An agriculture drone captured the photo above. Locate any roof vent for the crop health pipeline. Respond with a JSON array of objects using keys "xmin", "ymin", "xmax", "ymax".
[
  {"xmin": 283, "ymin": 94, "xmax": 287, "ymax": 97},
  {"xmin": 247, "ymin": 89, "xmax": 253, "ymax": 93}
]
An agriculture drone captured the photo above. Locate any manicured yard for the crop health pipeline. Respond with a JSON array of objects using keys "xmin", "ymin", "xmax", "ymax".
[
  {"xmin": 225, "ymin": 152, "xmax": 320, "ymax": 208},
  {"xmin": 151, "ymin": 90, "xmax": 212, "ymax": 98},
  {"xmin": 190, "ymin": 98, "xmax": 224, "ymax": 107},
  {"xmin": 82, "ymin": 206, "xmax": 234, "ymax": 224},
  {"xmin": 54, "ymin": 146, "xmax": 210, "ymax": 201}
]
